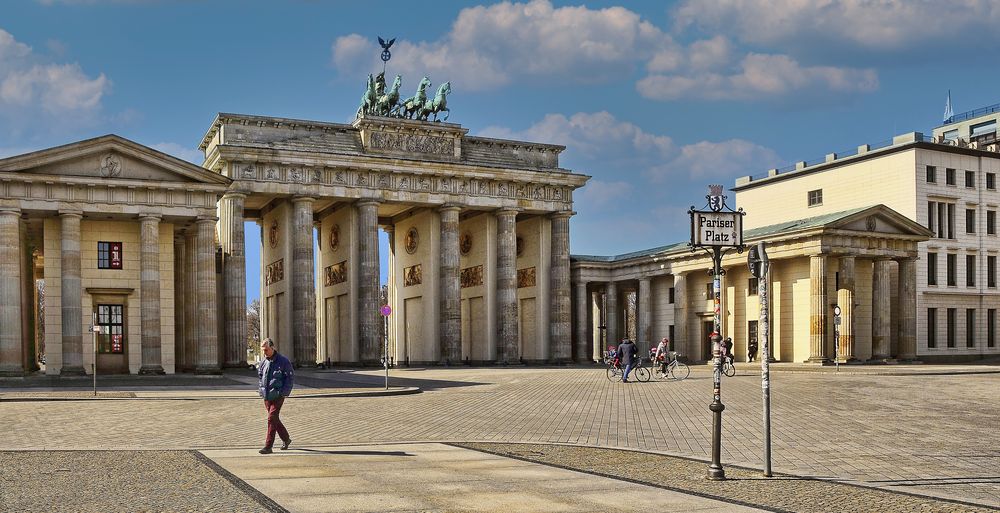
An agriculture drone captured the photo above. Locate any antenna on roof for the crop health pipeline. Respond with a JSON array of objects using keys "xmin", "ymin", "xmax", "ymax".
[{"xmin": 943, "ymin": 90, "xmax": 954, "ymax": 123}]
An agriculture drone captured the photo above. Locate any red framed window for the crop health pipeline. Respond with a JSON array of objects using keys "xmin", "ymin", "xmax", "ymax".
[{"xmin": 98, "ymin": 241, "xmax": 123, "ymax": 270}]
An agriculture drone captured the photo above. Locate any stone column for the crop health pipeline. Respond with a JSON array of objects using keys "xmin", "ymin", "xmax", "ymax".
[
  {"xmin": 836, "ymin": 255, "xmax": 856, "ymax": 362},
  {"xmin": 221, "ymin": 193, "xmax": 247, "ymax": 368},
  {"xmin": 59, "ymin": 211, "xmax": 85, "ymax": 375},
  {"xmin": 291, "ymin": 197, "xmax": 317, "ymax": 366},
  {"xmin": 174, "ymin": 236, "xmax": 186, "ymax": 372},
  {"xmin": 357, "ymin": 200, "xmax": 381, "ymax": 362},
  {"xmin": 184, "ymin": 230, "xmax": 198, "ymax": 371},
  {"xmin": 591, "ymin": 290, "xmax": 603, "ymax": 361},
  {"xmin": 897, "ymin": 256, "xmax": 918, "ymax": 361},
  {"xmin": 384, "ymin": 225, "xmax": 396, "ymax": 364},
  {"xmin": 574, "ymin": 281, "xmax": 590, "ymax": 362},
  {"xmin": 439, "ymin": 204, "xmax": 461, "ymax": 363},
  {"xmin": 138, "ymin": 214, "xmax": 164, "ymax": 374},
  {"xmin": 638, "ymin": 277, "xmax": 652, "ymax": 349},
  {"xmin": 673, "ymin": 273, "xmax": 689, "ymax": 358},
  {"xmin": 194, "ymin": 217, "xmax": 219, "ymax": 374},
  {"xmin": 549, "ymin": 211, "xmax": 572, "ymax": 362},
  {"xmin": 807, "ymin": 254, "xmax": 829, "ymax": 364},
  {"xmin": 0, "ymin": 208, "xmax": 23, "ymax": 376},
  {"xmin": 872, "ymin": 258, "xmax": 892, "ymax": 361},
  {"xmin": 605, "ymin": 281, "xmax": 619, "ymax": 346},
  {"xmin": 496, "ymin": 208, "xmax": 519, "ymax": 363}
]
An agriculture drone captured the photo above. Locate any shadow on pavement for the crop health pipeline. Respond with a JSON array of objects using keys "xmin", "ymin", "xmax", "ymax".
[{"xmin": 293, "ymin": 448, "xmax": 414, "ymax": 457}]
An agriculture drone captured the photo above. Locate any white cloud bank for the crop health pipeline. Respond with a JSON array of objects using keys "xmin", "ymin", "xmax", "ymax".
[{"xmin": 331, "ymin": 0, "xmax": 877, "ymax": 101}]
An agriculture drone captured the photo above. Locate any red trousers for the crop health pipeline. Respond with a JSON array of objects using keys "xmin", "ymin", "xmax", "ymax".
[{"xmin": 264, "ymin": 396, "xmax": 289, "ymax": 448}]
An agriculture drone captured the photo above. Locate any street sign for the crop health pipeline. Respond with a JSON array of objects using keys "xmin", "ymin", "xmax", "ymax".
[
  {"xmin": 380, "ymin": 304, "xmax": 392, "ymax": 316},
  {"xmin": 691, "ymin": 210, "xmax": 743, "ymax": 247}
]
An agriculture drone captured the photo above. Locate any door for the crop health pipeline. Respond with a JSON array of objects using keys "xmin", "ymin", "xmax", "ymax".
[
  {"xmin": 95, "ymin": 303, "xmax": 128, "ymax": 374},
  {"xmin": 702, "ymin": 319, "xmax": 715, "ymax": 361}
]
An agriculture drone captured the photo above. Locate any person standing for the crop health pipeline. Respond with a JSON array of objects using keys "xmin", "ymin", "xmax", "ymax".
[
  {"xmin": 257, "ymin": 338, "xmax": 294, "ymax": 454},
  {"xmin": 748, "ymin": 338, "xmax": 759, "ymax": 362},
  {"xmin": 616, "ymin": 339, "xmax": 638, "ymax": 383}
]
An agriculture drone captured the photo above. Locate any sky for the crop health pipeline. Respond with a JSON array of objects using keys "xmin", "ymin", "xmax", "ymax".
[{"xmin": 4, "ymin": 0, "xmax": 1000, "ymax": 303}]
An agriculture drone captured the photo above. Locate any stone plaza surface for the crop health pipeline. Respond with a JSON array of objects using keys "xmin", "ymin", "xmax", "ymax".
[{"xmin": 2, "ymin": 364, "xmax": 998, "ymax": 512}]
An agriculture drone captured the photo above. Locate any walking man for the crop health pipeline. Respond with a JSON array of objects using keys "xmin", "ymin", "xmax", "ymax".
[
  {"xmin": 257, "ymin": 338, "xmax": 293, "ymax": 454},
  {"xmin": 616, "ymin": 339, "xmax": 638, "ymax": 383}
]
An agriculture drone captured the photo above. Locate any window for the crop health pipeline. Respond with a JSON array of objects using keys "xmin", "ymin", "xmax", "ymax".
[
  {"xmin": 748, "ymin": 320, "xmax": 758, "ymax": 350},
  {"xmin": 926, "ymin": 165, "xmax": 937, "ymax": 183},
  {"xmin": 668, "ymin": 287, "xmax": 675, "ymax": 304},
  {"xmin": 967, "ymin": 254, "xmax": 976, "ymax": 287},
  {"xmin": 669, "ymin": 325, "xmax": 675, "ymax": 345},
  {"xmin": 929, "ymin": 202, "xmax": 955, "ymax": 238},
  {"xmin": 96, "ymin": 304, "xmax": 124, "ymax": 354},
  {"xmin": 967, "ymin": 309, "xmax": 976, "ymax": 348},
  {"xmin": 989, "ymin": 309, "xmax": 996, "ymax": 348},
  {"xmin": 97, "ymin": 242, "xmax": 123, "ymax": 270},
  {"xmin": 706, "ymin": 283, "xmax": 714, "ymax": 298},
  {"xmin": 946, "ymin": 168, "xmax": 956, "ymax": 185},
  {"xmin": 748, "ymin": 277, "xmax": 759, "ymax": 295},
  {"xmin": 927, "ymin": 308, "xmax": 938, "ymax": 348},
  {"xmin": 807, "ymin": 189, "xmax": 823, "ymax": 207},
  {"xmin": 947, "ymin": 253, "xmax": 957, "ymax": 286},
  {"xmin": 966, "ymin": 208, "xmax": 976, "ymax": 233},
  {"xmin": 948, "ymin": 203, "xmax": 955, "ymax": 238},
  {"xmin": 965, "ymin": 170, "xmax": 975, "ymax": 188},
  {"xmin": 943, "ymin": 129, "xmax": 959, "ymax": 142},
  {"xmin": 988, "ymin": 173, "xmax": 996, "ymax": 190},
  {"xmin": 989, "ymin": 210, "xmax": 996, "ymax": 235},
  {"xmin": 947, "ymin": 308, "xmax": 956, "ymax": 347},
  {"xmin": 927, "ymin": 252, "xmax": 938, "ymax": 285},
  {"xmin": 927, "ymin": 201, "xmax": 936, "ymax": 232},
  {"xmin": 990, "ymin": 256, "xmax": 997, "ymax": 288}
]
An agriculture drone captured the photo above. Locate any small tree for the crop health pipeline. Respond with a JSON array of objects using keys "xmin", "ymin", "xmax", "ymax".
[{"xmin": 246, "ymin": 298, "xmax": 261, "ymax": 363}]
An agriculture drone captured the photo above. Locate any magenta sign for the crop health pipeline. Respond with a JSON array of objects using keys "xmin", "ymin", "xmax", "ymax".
[{"xmin": 380, "ymin": 305, "xmax": 392, "ymax": 316}]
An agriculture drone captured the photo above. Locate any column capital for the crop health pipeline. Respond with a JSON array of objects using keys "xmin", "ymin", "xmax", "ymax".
[
  {"xmin": 438, "ymin": 203, "xmax": 462, "ymax": 213},
  {"xmin": 356, "ymin": 199, "xmax": 381, "ymax": 208},
  {"xmin": 222, "ymin": 191, "xmax": 247, "ymax": 200},
  {"xmin": 291, "ymin": 195, "xmax": 316, "ymax": 205},
  {"xmin": 195, "ymin": 215, "xmax": 218, "ymax": 225},
  {"xmin": 550, "ymin": 210, "xmax": 576, "ymax": 220},
  {"xmin": 56, "ymin": 209, "xmax": 82, "ymax": 219},
  {"xmin": 495, "ymin": 207, "xmax": 521, "ymax": 217},
  {"xmin": 138, "ymin": 213, "xmax": 162, "ymax": 222},
  {"xmin": 382, "ymin": 225, "xmax": 395, "ymax": 234}
]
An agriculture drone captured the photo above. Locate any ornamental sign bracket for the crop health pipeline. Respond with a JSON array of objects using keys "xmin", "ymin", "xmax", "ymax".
[{"xmin": 689, "ymin": 184, "xmax": 746, "ymax": 252}]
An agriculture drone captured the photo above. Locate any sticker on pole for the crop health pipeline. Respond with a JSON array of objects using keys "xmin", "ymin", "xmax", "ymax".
[{"xmin": 380, "ymin": 305, "xmax": 392, "ymax": 316}]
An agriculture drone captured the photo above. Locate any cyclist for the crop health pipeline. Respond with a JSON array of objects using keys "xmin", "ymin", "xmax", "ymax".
[
  {"xmin": 722, "ymin": 337, "xmax": 735, "ymax": 366},
  {"xmin": 654, "ymin": 337, "xmax": 671, "ymax": 377}
]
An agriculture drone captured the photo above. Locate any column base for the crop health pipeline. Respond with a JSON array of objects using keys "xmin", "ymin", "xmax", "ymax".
[
  {"xmin": 804, "ymin": 357, "xmax": 832, "ymax": 365},
  {"xmin": 867, "ymin": 356, "xmax": 891, "ymax": 364},
  {"xmin": 836, "ymin": 358, "xmax": 863, "ymax": 365},
  {"xmin": 60, "ymin": 366, "xmax": 87, "ymax": 376},
  {"xmin": 193, "ymin": 366, "xmax": 222, "ymax": 375},
  {"xmin": 138, "ymin": 365, "xmax": 165, "ymax": 375},
  {"xmin": 897, "ymin": 358, "xmax": 923, "ymax": 364},
  {"xmin": 549, "ymin": 358, "xmax": 572, "ymax": 366},
  {"xmin": 0, "ymin": 368, "xmax": 24, "ymax": 377}
]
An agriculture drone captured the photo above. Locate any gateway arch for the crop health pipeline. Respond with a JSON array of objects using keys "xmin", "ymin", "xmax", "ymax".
[{"xmin": 202, "ymin": 113, "xmax": 590, "ymax": 367}]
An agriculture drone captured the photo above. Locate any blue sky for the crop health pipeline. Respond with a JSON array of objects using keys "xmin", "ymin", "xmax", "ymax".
[{"xmin": 4, "ymin": 0, "xmax": 1000, "ymax": 303}]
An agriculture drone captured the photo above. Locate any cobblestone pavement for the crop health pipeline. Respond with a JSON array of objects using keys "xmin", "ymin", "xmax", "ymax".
[
  {"xmin": 4, "ymin": 366, "xmax": 999, "ymax": 509},
  {"xmin": 0, "ymin": 451, "xmax": 279, "ymax": 512}
]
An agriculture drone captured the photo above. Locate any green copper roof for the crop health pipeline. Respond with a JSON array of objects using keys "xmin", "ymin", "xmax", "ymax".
[{"xmin": 571, "ymin": 206, "xmax": 874, "ymax": 263}]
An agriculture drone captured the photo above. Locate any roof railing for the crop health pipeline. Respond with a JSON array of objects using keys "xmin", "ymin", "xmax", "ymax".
[{"xmin": 942, "ymin": 102, "xmax": 1000, "ymax": 125}]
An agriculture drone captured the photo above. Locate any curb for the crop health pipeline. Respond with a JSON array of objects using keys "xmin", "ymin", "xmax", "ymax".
[{"xmin": 0, "ymin": 386, "xmax": 421, "ymax": 402}]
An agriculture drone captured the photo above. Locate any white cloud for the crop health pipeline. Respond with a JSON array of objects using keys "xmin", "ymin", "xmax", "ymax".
[
  {"xmin": 0, "ymin": 29, "xmax": 110, "ymax": 116},
  {"xmin": 673, "ymin": 0, "xmax": 1000, "ymax": 52},
  {"xmin": 575, "ymin": 180, "xmax": 633, "ymax": 209},
  {"xmin": 151, "ymin": 142, "xmax": 203, "ymax": 164},
  {"xmin": 331, "ymin": 0, "xmax": 672, "ymax": 91},
  {"xmin": 637, "ymin": 53, "xmax": 877, "ymax": 101},
  {"xmin": 666, "ymin": 140, "xmax": 782, "ymax": 181}
]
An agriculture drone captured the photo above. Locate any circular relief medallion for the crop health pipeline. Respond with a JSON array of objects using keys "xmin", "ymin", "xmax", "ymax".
[
  {"xmin": 460, "ymin": 232, "xmax": 472, "ymax": 255},
  {"xmin": 269, "ymin": 220, "xmax": 279, "ymax": 248},
  {"xmin": 866, "ymin": 215, "xmax": 877, "ymax": 232},
  {"xmin": 516, "ymin": 236, "xmax": 524, "ymax": 257},
  {"xmin": 405, "ymin": 227, "xmax": 419, "ymax": 255},
  {"xmin": 329, "ymin": 224, "xmax": 340, "ymax": 252},
  {"xmin": 100, "ymin": 152, "xmax": 123, "ymax": 178}
]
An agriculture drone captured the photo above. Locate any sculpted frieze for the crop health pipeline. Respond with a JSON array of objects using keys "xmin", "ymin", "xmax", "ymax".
[{"xmin": 369, "ymin": 131, "xmax": 453, "ymax": 156}]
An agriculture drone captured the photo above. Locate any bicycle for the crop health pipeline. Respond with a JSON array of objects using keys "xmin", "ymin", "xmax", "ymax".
[
  {"xmin": 722, "ymin": 355, "xmax": 736, "ymax": 377},
  {"xmin": 604, "ymin": 350, "xmax": 649, "ymax": 382},
  {"xmin": 651, "ymin": 351, "xmax": 690, "ymax": 381}
]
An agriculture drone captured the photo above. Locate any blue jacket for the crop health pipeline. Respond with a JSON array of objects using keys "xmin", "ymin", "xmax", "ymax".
[{"xmin": 258, "ymin": 352, "xmax": 294, "ymax": 401}]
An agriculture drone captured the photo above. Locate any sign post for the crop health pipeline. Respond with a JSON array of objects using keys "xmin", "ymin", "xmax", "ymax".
[
  {"xmin": 749, "ymin": 242, "xmax": 772, "ymax": 477},
  {"xmin": 380, "ymin": 304, "xmax": 392, "ymax": 390},
  {"xmin": 689, "ymin": 185, "xmax": 745, "ymax": 481},
  {"xmin": 91, "ymin": 313, "xmax": 101, "ymax": 397},
  {"xmin": 833, "ymin": 305, "xmax": 842, "ymax": 372}
]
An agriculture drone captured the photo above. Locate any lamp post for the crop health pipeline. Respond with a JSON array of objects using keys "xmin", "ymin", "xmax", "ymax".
[{"xmin": 689, "ymin": 184, "xmax": 745, "ymax": 481}]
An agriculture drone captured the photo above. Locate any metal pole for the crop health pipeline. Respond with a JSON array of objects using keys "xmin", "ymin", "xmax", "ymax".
[
  {"xmin": 708, "ymin": 246, "xmax": 726, "ymax": 480},
  {"xmin": 758, "ymin": 242, "xmax": 772, "ymax": 478},
  {"xmin": 384, "ymin": 314, "xmax": 389, "ymax": 390}
]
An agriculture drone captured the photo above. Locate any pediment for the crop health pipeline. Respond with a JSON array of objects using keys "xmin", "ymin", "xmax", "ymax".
[
  {"xmin": 829, "ymin": 205, "xmax": 933, "ymax": 237},
  {"xmin": 0, "ymin": 135, "xmax": 231, "ymax": 187}
]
